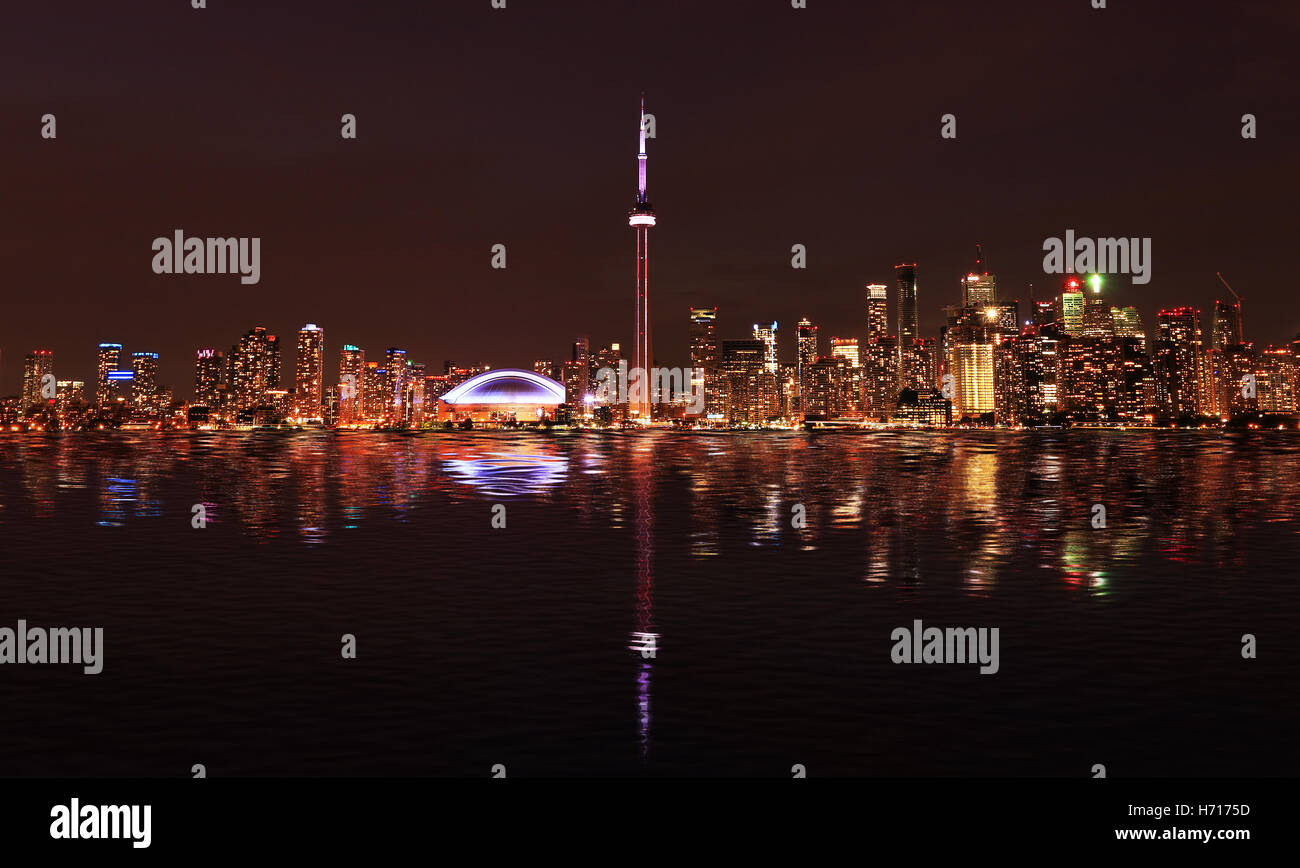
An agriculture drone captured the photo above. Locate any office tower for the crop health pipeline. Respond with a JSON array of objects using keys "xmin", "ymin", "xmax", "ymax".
[
  {"xmin": 22, "ymin": 350, "xmax": 55, "ymax": 408},
  {"xmin": 1112, "ymin": 306, "xmax": 1146, "ymax": 350},
  {"xmin": 596, "ymin": 343, "xmax": 623, "ymax": 373},
  {"xmin": 993, "ymin": 335, "xmax": 1024, "ymax": 426},
  {"xmin": 1032, "ymin": 301, "xmax": 1056, "ymax": 328},
  {"xmin": 1212, "ymin": 299, "xmax": 1243, "ymax": 349},
  {"xmin": 1116, "ymin": 337, "xmax": 1156, "ymax": 421},
  {"xmin": 830, "ymin": 337, "xmax": 860, "ymax": 367},
  {"xmin": 571, "ymin": 336, "xmax": 591, "ymax": 399},
  {"xmin": 796, "ymin": 317, "xmax": 818, "ymax": 412},
  {"xmin": 687, "ymin": 309, "xmax": 717, "ymax": 416},
  {"xmin": 130, "ymin": 352, "xmax": 160, "ymax": 414},
  {"xmin": 866, "ymin": 284, "xmax": 889, "ymax": 341},
  {"xmin": 945, "ymin": 340, "xmax": 995, "ymax": 419},
  {"xmin": 689, "ymin": 307, "xmax": 718, "ymax": 371},
  {"xmin": 993, "ymin": 331, "xmax": 1053, "ymax": 426},
  {"xmin": 895, "ymin": 264, "xmax": 919, "ymax": 345},
  {"xmin": 194, "ymin": 349, "xmax": 224, "ymax": 406},
  {"xmin": 752, "ymin": 321, "xmax": 778, "ymax": 374},
  {"xmin": 1080, "ymin": 278, "xmax": 1115, "ymax": 339},
  {"xmin": 96, "ymin": 343, "xmax": 122, "ymax": 406},
  {"xmin": 338, "ymin": 345, "xmax": 365, "ymax": 423},
  {"xmin": 1153, "ymin": 307, "xmax": 1204, "ymax": 418},
  {"xmin": 294, "ymin": 324, "xmax": 325, "ymax": 419},
  {"xmin": 629, "ymin": 96, "xmax": 656, "ymax": 421},
  {"xmin": 1059, "ymin": 334, "xmax": 1121, "ymax": 420},
  {"xmin": 1059, "ymin": 277, "xmax": 1085, "ymax": 336},
  {"xmin": 720, "ymin": 339, "xmax": 778, "ymax": 424},
  {"xmin": 960, "ymin": 244, "xmax": 997, "ymax": 308}
]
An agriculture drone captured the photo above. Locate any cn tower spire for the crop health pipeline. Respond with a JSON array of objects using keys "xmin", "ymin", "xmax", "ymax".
[
  {"xmin": 629, "ymin": 95, "xmax": 656, "ymax": 422},
  {"xmin": 637, "ymin": 93, "xmax": 649, "ymax": 206}
]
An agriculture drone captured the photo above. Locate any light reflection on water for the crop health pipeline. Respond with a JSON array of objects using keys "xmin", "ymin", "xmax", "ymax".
[
  {"xmin": 0, "ymin": 428, "xmax": 1297, "ymax": 776},
  {"xmin": 1, "ymin": 429, "xmax": 1297, "ymax": 594}
]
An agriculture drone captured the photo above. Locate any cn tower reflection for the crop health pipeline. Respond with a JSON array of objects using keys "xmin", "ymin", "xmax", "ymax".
[{"xmin": 628, "ymin": 436, "xmax": 658, "ymax": 764}]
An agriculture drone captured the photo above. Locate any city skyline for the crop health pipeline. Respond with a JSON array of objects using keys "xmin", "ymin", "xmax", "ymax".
[{"xmin": 2, "ymin": 1, "xmax": 1296, "ymax": 399}]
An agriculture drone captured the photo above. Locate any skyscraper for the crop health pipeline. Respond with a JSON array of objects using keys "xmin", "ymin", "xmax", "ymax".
[
  {"xmin": 229, "ymin": 327, "xmax": 280, "ymax": 411},
  {"xmin": 866, "ymin": 284, "xmax": 889, "ymax": 341},
  {"xmin": 796, "ymin": 317, "xmax": 818, "ymax": 412},
  {"xmin": 830, "ymin": 337, "xmax": 860, "ymax": 367},
  {"xmin": 895, "ymin": 264, "xmax": 919, "ymax": 345},
  {"xmin": 194, "ymin": 349, "xmax": 224, "ymax": 407},
  {"xmin": 689, "ymin": 308, "xmax": 718, "ymax": 372},
  {"xmin": 295, "ymin": 324, "xmax": 325, "ymax": 419},
  {"xmin": 945, "ymin": 341, "xmax": 995, "ymax": 419},
  {"xmin": 1059, "ymin": 277, "xmax": 1085, "ymax": 336},
  {"xmin": 1154, "ymin": 307, "xmax": 1204, "ymax": 418},
  {"xmin": 1112, "ymin": 306, "xmax": 1146, "ymax": 350},
  {"xmin": 689, "ymin": 308, "xmax": 718, "ymax": 414},
  {"xmin": 752, "ymin": 321, "xmax": 778, "ymax": 374},
  {"xmin": 629, "ymin": 95, "xmax": 656, "ymax": 421},
  {"xmin": 131, "ymin": 352, "xmax": 160, "ymax": 415},
  {"xmin": 96, "ymin": 343, "xmax": 122, "ymax": 407},
  {"xmin": 1211, "ymin": 299, "xmax": 1243, "ymax": 349},
  {"xmin": 338, "ymin": 345, "xmax": 365, "ymax": 423},
  {"xmin": 960, "ymin": 245, "xmax": 997, "ymax": 308},
  {"xmin": 721, "ymin": 340, "xmax": 778, "ymax": 424},
  {"xmin": 22, "ymin": 350, "xmax": 54, "ymax": 409},
  {"xmin": 385, "ymin": 347, "xmax": 408, "ymax": 422}
]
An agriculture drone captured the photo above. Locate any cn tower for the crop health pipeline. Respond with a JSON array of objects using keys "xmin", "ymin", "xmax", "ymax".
[{"xmin": 629, "ymin": 95, "xmax": 656, "ymax": 421}]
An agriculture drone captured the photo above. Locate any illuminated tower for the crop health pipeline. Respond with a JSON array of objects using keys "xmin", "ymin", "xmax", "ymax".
[
  {"xmin": 796, "ymin": 317, "xmax": 819, "ymax": 411},
  {"xmin": 961, "ymin": 244, "xmax": 997, "ymax": 308},
  {"xmin": 22, "ymin": 350, "xmax": 54, "ymax": 408},
  {"xmin": 294, "ymin": 324, "xmax": 325, "ymax": 419},
  {"xmin": 866, "ymin": 284, "xmax": 889, "ymax": 341},
  {"xmin": 752, "ymin": 321, "xmax": 778, "ymax": 374},
  {"xmin": 338, "ymin": 345, "xmax": 365, "ymax": 424},
  {"xmin": 895, "ymin": 264, "xmax": 919, "ymax": 344},
  {"xmin": 629, "ymin": 95, "xmax": 656, "ymax": 420},
  {"xmin": 96, "ymin": 343, "xmax": 122, "ymax": 407},
  {"xmin": 130, "ymin": 352, "xmax": 160, "ymax": 415},
  {"xmin": 194, "ymin": 349, "xmax": 224, "ymax": 406}
]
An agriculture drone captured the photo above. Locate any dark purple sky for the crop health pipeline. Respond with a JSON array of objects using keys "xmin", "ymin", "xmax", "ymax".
[{"xmin": 2, "ymin": 0, "xmax": 1297, "ymax": 397}]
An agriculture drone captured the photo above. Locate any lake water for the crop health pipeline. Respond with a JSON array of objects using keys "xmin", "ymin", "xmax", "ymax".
[{"xmin": 0, "ymin": 430, "xmax": 1294, "ymax": 777}]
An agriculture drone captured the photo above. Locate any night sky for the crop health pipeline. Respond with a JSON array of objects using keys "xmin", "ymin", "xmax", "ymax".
[{"xmin": 2, "ymin": 0, "xmax": 1297, "ymax": 397}]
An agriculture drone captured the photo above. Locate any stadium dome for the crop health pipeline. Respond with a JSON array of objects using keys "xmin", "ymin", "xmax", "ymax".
[{"xmin": 441, "ymin": 369, "xmax": 566, "ymax": 405}]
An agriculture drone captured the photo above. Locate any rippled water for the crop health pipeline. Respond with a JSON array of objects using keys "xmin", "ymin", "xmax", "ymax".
[{"xmin": 0, "ymin": 430, "xmax": 1295, "ymax": 776}]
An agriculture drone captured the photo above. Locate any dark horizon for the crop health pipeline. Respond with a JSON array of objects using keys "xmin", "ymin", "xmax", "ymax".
[{"xmin": 2, "ymin": 0, "xmax": 1297, "ymax": 398}]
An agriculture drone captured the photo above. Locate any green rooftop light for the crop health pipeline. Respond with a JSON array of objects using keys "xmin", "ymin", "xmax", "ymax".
[{"xmin": 1089, "ymin": 274, "xmax": 1102, "ymax": 293}]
